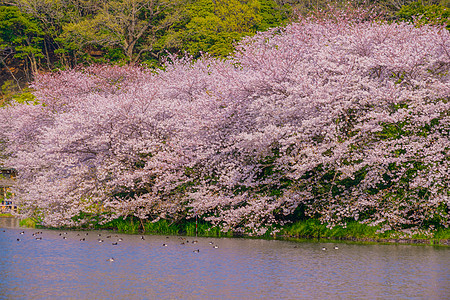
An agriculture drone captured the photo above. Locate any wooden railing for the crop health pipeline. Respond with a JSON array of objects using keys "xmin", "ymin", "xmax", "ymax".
[{"xmin": 1, "ymin": 201, "xmax": 17, "ymax": 213}]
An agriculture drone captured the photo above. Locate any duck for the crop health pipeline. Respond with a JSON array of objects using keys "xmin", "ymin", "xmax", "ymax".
[
  {"xmin": 193, "ymin": 249, "xmax": 200, "ymax": 253},
  {"xmin": 334, "ymin": 246, "xmax": 339, "ymax": 250},
  {"xmin": 141, "ymin": 236, "xmax": 145, "ymax": 240},
  {"xmin": 112, "ymin": 242, "xmax": 118, "ymax": 245},
  {"xmin": 98, "ymin": 239, "xmax": 104, "ymax": 243},
  {"xmin": 162, "ymin": 243, "xmax": 168, "ymax": 247},
  {"xmin": 107, "ymin": 258, "xmax": 115, "ymax": 262},
  {"xmin": 213, "ymin": 245, "xmax": 219, "ymax": 249},
  {"xmin": 322, "ymin": 247, "xmax": 327, "ymax": 251}
]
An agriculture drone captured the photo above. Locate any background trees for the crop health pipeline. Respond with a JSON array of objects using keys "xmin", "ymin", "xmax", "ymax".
[
  {"xmin": 2, "ymin": 0, "xmax": 450, "ymax": 93},
  {"xmin": 166, "ymin": 0, "xmax": 288, "ymax": 57},
  {"xmin": 0, "ymin": 6, "xmax": 43, "ymax": 79},
  {"xmin": 397, "ymin": 1, "xmax": 450, "ymax": 29},
  {"xmin": 0, "ymin": 0, "xmax": 289, "ymax": 85},
  {"xmin": 61, "ymin": 0, "xmax": 186, "ymax": 64}
]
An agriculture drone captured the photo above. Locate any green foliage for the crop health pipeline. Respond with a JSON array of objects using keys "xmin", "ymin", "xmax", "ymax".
[
  {"xmin": 397, "ymin": 1, "xmax": 450, "ymax": 29},
  {"xmin": 257, "ymin": 0, "xmax": 291, "ymax": 31},
  {"xmin": 282, "ymin": 219, "xmax": 329, "ymax": 238},
  {"xmin": 144, "ymin": 219, "xmax": 180, "ymax": 235},
  {"xmin": 97, "ymin": 217, "xmax": 232, "ymax": 236},
  {"xmin": 184, "ymin": 220, "xmax": 231, "ymax": 236},
  {"xmin": 433, "ymin": 227, "xmax": 450, "ymax": 240},
  {"xmin": 281, "ymin": 219, "xmax": 435, "ymax": 240},
  {"xmin": 19, "ymin": 217, "xmax": 36, "ymax": 228},
  {"xmin": 0, "ymin": 6, "xmax": 44, "ymax": 71},
  {"xmin": 158, "ymin": 0, "xmax": 289, "ymax": 58},
  {"xmin": 181, "ymin": 0, "xmax": 259, "ymax": 56},
  {"xmin": 1, "ymin": 80, "xmax": 18, "ymax": 107},
  {"xmin": 100, "ymin": 216, "xmax": 141, "ymax": 233},
  {"xmin": 12, "ymin": 90, "xmax": 37, "ymax": 104}
]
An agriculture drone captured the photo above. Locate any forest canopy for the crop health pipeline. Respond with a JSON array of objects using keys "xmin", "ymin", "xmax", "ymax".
[{"xmin": 1, "ymin": 0, "xmax": 450, "ymax": 94}]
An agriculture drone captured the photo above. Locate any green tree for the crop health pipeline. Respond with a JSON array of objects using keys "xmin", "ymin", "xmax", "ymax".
[
  {"xmin": 397, "ymin": 1, "xmax": 450, "ymax": 29},
  {"xmin": 0, "ymin": 5, "xmax": 44, "ymax": 77},
  {"xmin": 159, "ymin": 0, "xmax": 289, "ymax": 58},
  {"xmin": 61, "ymin": 0, "xmax": 186, "ymax": 64}
]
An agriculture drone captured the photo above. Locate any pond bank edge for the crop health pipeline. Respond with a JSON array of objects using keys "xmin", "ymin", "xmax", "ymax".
[
  {"xmin": 8, "ymin": 216, "xmax": 450, "ymax": 247},
  {"xmin": 277, "ymin": 234, "xmax": 450, "ymax": 246}
]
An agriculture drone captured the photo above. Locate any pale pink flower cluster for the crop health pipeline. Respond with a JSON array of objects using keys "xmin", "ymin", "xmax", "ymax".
[{"xmin": 1, "ymin": 14, "xmax": 449, "ymax": 234}]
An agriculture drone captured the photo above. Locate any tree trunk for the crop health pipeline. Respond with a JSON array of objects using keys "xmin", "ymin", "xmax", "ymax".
[
  {"xmin": 44, "ymin": 39, "xmax": 52, "ymax": 70},
  {"xmin": 29, "ymin": 53, "xmax": 38, "ymax": 76},
  {"xmin": 0, "ymin": 56, "xmax": 22, "ymax": 91}
]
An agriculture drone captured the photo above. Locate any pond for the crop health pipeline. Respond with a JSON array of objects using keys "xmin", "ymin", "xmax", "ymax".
[{"xmin": 0, "ymin": 220, "xmax": 449, "ymax": 299}]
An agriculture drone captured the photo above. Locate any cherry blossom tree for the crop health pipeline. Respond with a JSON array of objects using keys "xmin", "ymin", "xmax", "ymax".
[{"xmin": 0, "ymin": 10, "xmax": 448, "ymax": 235}]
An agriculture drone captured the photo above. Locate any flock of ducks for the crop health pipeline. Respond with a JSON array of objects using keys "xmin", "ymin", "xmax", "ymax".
[
  {"xmin": 6, "ymin": 229, "xmax": 223, "ymax": 262},
  {"xmin": 5, "ymin": 229, "xmax": 340, "ymax": 263}
]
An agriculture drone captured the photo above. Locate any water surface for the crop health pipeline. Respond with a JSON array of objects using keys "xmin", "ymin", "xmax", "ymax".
[{"xmin": 0, "ymin": 224, "xmax": 449, "ymax": 299}]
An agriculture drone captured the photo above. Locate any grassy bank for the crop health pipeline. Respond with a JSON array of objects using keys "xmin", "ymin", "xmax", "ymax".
[
  {"xmin": 19, "ymin": 218, "xmax": 36, "ymax": 228},
  {"xmin": 0, "ymin": 214, "xmax": 36, "ymax": 228},
  {"xmin": 97, "ymin": 217, "xmax": 235, "ymax": 238},
  {"xmin": 90, "ymin": 217, "xmax": 450, "ymax": 246},
  {"xmin": 20, "ymin": 214, "xmax": 449, "ymax": 246},
  {"xmin": 281, "ymin": 219, "xmax": 450, "ymax": 246}
]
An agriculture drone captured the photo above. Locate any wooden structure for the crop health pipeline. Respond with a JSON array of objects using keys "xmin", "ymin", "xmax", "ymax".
[{"xmin": 0, "ymin": 168, "xmax": 17, "ymax": 213}]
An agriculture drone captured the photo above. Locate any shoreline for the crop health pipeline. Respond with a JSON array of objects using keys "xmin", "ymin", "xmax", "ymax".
[
  {"xmin": 278, "ymin": 235, "xmax": 450, "ymax": 247},
  {"xmin": 4, "ymin": 216, "xmax": 449, "ymax": 247}
]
